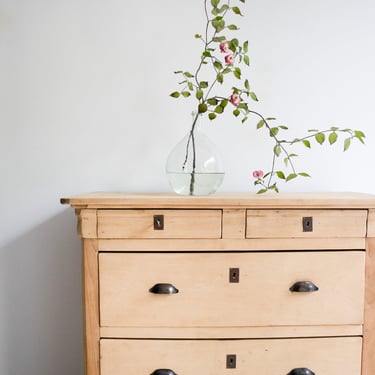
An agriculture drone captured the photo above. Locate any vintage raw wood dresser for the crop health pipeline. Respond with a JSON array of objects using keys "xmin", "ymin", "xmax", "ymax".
[{"xmin": 61, "ymin": 192, "xmax": 375, "ymax": 375}]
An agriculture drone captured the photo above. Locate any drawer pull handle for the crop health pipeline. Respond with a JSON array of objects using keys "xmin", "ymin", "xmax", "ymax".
[
  {"xmin": 149, "ymin": 283, "xmax": 179, "ymax": 294},
  {"xmin": 289, "ymin": 281, "xmax": 319, "ymax": 293},
  {"xmin": 287, "ymin": 368, "xmax": 315, "ymax": 375},
  {"xmin": 150, "ymin": 370, "xmax": 177, "ymax": 375}
]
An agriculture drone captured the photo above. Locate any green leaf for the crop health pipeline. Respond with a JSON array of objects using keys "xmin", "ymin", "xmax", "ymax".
[
  {"xmin": 196, "ymin": 89, "xmax": 204, "ymax": 100},
  {"xmin": 199, "ymin": 81, "xmax": 209, "ymax": 88},
  {"xmin": 222, "ymin": 68, "xmax": 232, "ymax": 74},
  {"xmin": 207, "ymin": 98, "xmax": 218, "ymax": 105},
  {"xmin": 279, "ymin": 125, "xmax": 288, "ymax": 130},
  {"xmin": 233, "ymin": 109, "xmax": 240, "ymax": 117},
  {"xmin": 256, "ymin": 119, "xmax": 265, "ymax": 129},
  {"xmin": 328, "ymin": 132, "xmax": 338, "ymax": 145},
  {"xmin": 211, "ymin": 0, "xmax": 220, "ymax": 7},
  {"xmin": 198, "ymin": 103, "xmax": 208, "ymax": 113},
  {"xmin": 286, "ymin": 173, "xmax": 297, "ymax": 182},
  {"xmin": 213, "ymin": 36, "xmax": 226, "ymax": 42},
  {"xmin": 243, "ymin": 55, "xmax": 250, "ymax": 66},
  {"xmin": 233, "ymin": 67, "xmax": 241, "ymax": 79},
  {"xmin": 298, "ymin": 172, "xmax": 311, "ymax": 177},
  {"xmin": 218, "ymin": 4, "xmax": 229, "ymax": 13},
  {"xmin": 273, "ymin": 144, "xmax": 281, "ymax": 157},
  {"xmin": 232, "ymin": 6, "xmax": 242, "ymax": 15},
  {"xmin": 344, "ymin": 137, "xmax": 351, "ymax": 151},
  {"xmin": 241, "ymin": 116, "xmax": 248, "ymax": 123},
  {"xmin": 330, "ymin": 126, "xmax": 339, "ymax": 131},
  {"xmin": 213, "ymin": 61, "xmax": 223, "ymax": 70},
  {"xmin": 244, "ymin": 79, "xmax": 250, "ymax": 90},
  {"xmin": 302, "ymin": 139, "xmax": 311, "ymax": 148},
  {"xmin": 220, "ymin": 99, "xmax": 229, "ymax": 108},
  {"xmin": 208, "ymin": 112, "xmax": 217, "ymax": 120},
  {"xmin": 257, "ymin": 188, "xmax": 267, "ymax": 194},
  {"xmin": 170, "ymin": 91, "xmax": 180, "ymax": 98},
  {"xmin": 181, "ymin": 91, "xmax": 190, "ymax": 97},
  {"xmin": 215, "ymin": 105, "xmax": 224, "ymax": 113},
  {"xmin": 243, "ymin": 40, "xmax": 248, "ymax": 53},
  {"xmin": 315, "ymin": 133, "xmax": 325, "ymax": 145},
  {"xmin": 276, "ymin": 171, "xmax": 286, "ymax": 179},
  {"xmin": 217, "ymin": 72, "xmax": 224, "ymax": 84},
  {"xmin": 212, "ymin": 17, "xmax": 225, "ymax": 32},
  {"xmin": 270, "ymin": 127, "xmax": 279, "ymax": 136},
  {"xmin": 184, "ymin": 71, "xmax": 194, "ymax": 78},
  {"xmin": 202, "ymin": 50, "xmax": 212, "ymax": 58},
  {"xmin": 229, "ymin": 38, "xmax": 239, "ymax": 51},
  {"xmin": 188, "ymin": 82, "xmax": 194, "ymax": 91},
  {"xmin": 354, "ymin": 130, "xmax": 366, "ymax": 143},
  {"xmin": 227, "ymin": 24, "xmax": 239, "ymax": 30},
  {"xmin": 249, "ymin": 92, "xmax": 258, "ymax": 101}
]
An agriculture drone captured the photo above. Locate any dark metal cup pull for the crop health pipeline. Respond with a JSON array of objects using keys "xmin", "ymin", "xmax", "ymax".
[
  {"xmin": 290, "ymin": 281, "xmax": 319, "ymax": 293},
  {"xmin": 287, "ymin": 368, "xmax": 315, "ymax": 375},
  {"xmin": 149, "ymin": 283, "xmax": 179, "ymax": 295},
  {"xmin": 150, "ymin": 369, "xmax": 177, "ymax": 375}
]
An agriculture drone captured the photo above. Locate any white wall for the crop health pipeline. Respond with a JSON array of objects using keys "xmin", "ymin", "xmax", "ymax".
[{"xmin": 1, "ymin": 0, "xmax": 374, "ymax": 373}]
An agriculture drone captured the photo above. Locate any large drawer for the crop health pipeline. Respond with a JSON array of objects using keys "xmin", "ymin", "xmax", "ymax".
[
  {"xmin": 100, "ymin": 337, "xmax": 362, "ymax": 375},
  {"xmin": 99, "ymin": 251, "xmax": 365, "ymax": 327},
  {"xmin": 97, "ymin": 209, "xmax": 222, "ymax": 238},
  {"xmin": 246, "ymin": 209, "xmax": 367, "ymax": 238}
]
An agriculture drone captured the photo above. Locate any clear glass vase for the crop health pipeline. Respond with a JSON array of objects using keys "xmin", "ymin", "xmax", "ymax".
[{"xmin": 166, "ymin": 112, "xmax": 224, "ymax": 196}]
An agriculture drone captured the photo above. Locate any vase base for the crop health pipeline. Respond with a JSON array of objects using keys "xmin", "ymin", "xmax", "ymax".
[{"xmin": 167, "ymin": 172, "xmax": 224, "ymax": 196}]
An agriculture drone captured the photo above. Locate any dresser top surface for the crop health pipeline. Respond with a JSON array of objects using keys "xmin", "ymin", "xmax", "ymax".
[{"xmin": 60, "ymin": 192, "xmax": 375, "ymax": 209}]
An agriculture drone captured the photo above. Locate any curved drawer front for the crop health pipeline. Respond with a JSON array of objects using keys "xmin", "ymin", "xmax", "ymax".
[
  {"xmin": 246, "ymin": 209, "xmax": 367, "ymax": 238},
  {"xmin": 100, "ymin": 337, "xmax": 362, "ymax": 375},
  {"xmin": 97, "ymin": 209, "xmax": 222, "ymax": 238},
  {"xmin": 99, "ymin": 251, "xmax": 365, "ymax": 327}
]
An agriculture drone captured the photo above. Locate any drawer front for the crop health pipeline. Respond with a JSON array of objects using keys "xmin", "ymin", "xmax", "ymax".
[
  {"xmin": 100, "ymin": 337, "xmax": 362, "ymax": 375},
  {"xmin": 246, "ymin": 209, "xmax": 367, "ymax": 238},
  {"xmin": 99, "ymin": 251, "xmax": 364, "ymax": 327},
  {"xmin": 97, "ymin": 209, "xmax": 222, "ymax": 238}
]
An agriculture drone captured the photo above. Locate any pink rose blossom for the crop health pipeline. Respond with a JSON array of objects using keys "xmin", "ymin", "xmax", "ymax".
[
  {"xmin": 224, "ymin": 53, "xmax": 235, "ymax": 65},
  {"xmin": 230, "ymin": 93, "xmax": 241, "ymax": 106},
  {"xmin": 252, "ymin": 170, "xmax": 264, "ymax": 179},
  {"xmin": 219, "ymin": 41, "xmax": 229, "ymax": 53}
]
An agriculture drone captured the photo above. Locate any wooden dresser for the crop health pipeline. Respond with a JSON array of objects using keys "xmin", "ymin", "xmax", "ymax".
[{"xmin": 61, "ymin": 192, "xmax": 375, "ymax": 375}]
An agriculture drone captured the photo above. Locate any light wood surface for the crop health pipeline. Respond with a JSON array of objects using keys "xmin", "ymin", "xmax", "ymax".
[
  {"xmin": 61, "ymin": 192, "xmax": 375, "ymax": 375},
  {"xmin": 363, "ymin": 236, "xmax": 375, "ymax": 375},
  {"xmin": 97, "ymin": 209, "xmax": 222, "ymax": 239},
  {"xmin": 246, "ymin": 209, "xmax": 367, "ymax": 238},
  {"xmin": 82, "ymin": 239, "xmax": 100, "ymax": 375},
  {"xmin": 99, "ymin": 251, "xmax": 365, "ymax": 327},
  {"xmin": 61, "ymin": 191, "xmax": 375, "ymax": 209},
  {"xmin": 100, "ymin": 337, "xmax": 362, "ymax": 375}
]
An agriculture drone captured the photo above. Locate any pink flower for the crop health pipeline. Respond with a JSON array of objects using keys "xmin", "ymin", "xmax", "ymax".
[
  {"xmin": 219, "ymin": 41, "xmax": 229, "ymax": 53},
  {"xmin": 230, "ymin": 93, "xmax": 241, "ymax": 106},
  {"xmin": 224, "ymin": 53, "xmax": 235, "ymax": 65},
  {"xmin": 252, "ymin": 170, "xmax": 264, "ymax": 179}
]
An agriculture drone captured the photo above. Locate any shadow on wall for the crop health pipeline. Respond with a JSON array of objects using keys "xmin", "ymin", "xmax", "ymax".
[{"xmin": 0, "ymin": 210, "xmax": 84, "ymax": 375}]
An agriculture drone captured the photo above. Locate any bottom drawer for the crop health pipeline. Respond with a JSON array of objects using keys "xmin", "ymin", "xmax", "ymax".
[{"xmin": 100, "ymin": 337, "xmax": 361, "ymax": 374}]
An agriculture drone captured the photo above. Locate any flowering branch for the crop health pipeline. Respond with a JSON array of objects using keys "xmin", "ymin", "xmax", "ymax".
[{"xmin": 170, "ymin": 0, "xmax": 365, "ymax": 193}]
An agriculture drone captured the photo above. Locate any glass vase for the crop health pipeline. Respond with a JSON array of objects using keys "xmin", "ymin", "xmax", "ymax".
[{"xmin": 166, "ymin": 112, "xmax": 224, "ymax": 196}]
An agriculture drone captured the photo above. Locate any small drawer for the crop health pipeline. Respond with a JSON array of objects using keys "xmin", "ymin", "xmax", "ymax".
[
  {"xmin": 97, "ymin": 209, "xmax": 222, "ymax": 239},
  {"xmin": 246, "ymin": 209, "xmax": 367, "ymax": 238},
  {"xmin": 99, "ymin": 251, "xmax": 364, "ymax": 328},
  {"xmin": 100, "ymin": 337, "xmax": 362, "ymax": 374}
]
